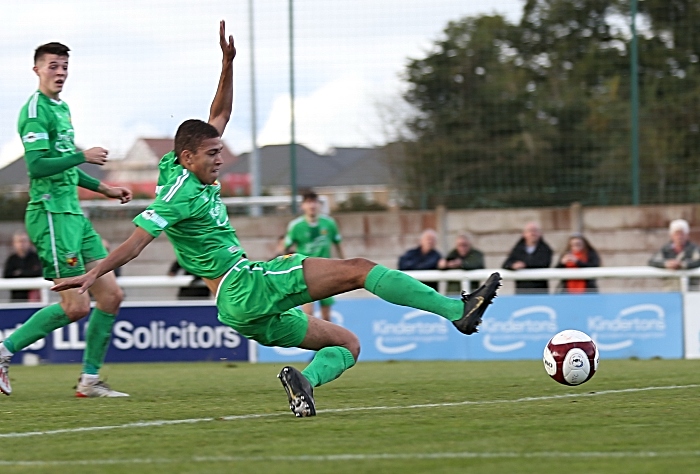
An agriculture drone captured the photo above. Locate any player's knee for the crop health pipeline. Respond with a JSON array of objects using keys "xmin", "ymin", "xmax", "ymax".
[
  {"xmin": 344, "ymin": 258, "xmax": 376, "ymax": 286},
  {"xmin": 344, "ymin": 332, "xmax": 361, "ymax": 360},
  {"xmin": 64, "ymin": 302, "xmax": 91, "ymax": 321},
  {"xmin": 98, "ymin": 286, "xmax": 123, "ymax": 313}
]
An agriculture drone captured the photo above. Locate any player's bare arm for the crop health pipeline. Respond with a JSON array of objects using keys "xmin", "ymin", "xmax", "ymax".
[
  {"xmin": 208, "ymin": 20, "xmax": 236, "ymax": 135},
  {"xmin": 52, "ymin": 227, "xmax": 155, "ymax": 294},
  {"xmin": 83, "ymin": 147, "xmax": 109, "ymax": 165},
  {"xmin": 97, "ymin": 183, "xmax": 133, "ymax": 204}
]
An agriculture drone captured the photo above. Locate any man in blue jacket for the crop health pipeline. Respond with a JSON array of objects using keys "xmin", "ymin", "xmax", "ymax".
[{"xmin": 398, "ymin": 229, "xmax": 442, "ymax": 290}]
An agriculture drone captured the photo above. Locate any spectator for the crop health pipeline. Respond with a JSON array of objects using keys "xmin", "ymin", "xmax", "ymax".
[
  {"xmin": 649, "ymin": 219, "xmax": 700, "ymax": 272},
  {"xmin": 398, "ymin": 229, "xmax": 442, "ymax": 290},
  {"xmin": 3, "ymin": 231, "xmax": 42, "ymax": 302},
  {"xmin": 502, "ymin": 222, "xmax": 553, "ymax": 294},
  {"xmin": 555, "ymin": 234, "xmax": 601, "ymax": 294},
  {"xmin": 168, "ymin": 260, "xmax": 211, "ymax": 300},
  {"xmin": 438, "ymin": 233, "xmax": 485, "ymax": 293}
]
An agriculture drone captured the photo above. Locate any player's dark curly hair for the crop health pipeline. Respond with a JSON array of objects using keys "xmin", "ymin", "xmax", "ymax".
[
  {"xmin": 174, "ymin": 119, "xmax": 220, "ymax": 160},
  {"xmin": 302, "ymin": 191, "xmax": 319, "ymax": 202},
  {"xmin": 34, "ymin": 42, "xmax": 70, "ymax": 63}
]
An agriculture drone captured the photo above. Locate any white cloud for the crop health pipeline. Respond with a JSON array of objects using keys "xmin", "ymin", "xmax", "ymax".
[
  {"xmin": 0, "ymin": 0, "xmax": 524, "ymax": 166},
  {"xmin": 257, "ymin": 76, "xmax": 386, "ymax": 153}
]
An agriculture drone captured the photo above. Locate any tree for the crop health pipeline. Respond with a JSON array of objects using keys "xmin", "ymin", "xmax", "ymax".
[
  {"xmin": 401, "ymin": 15, "xmax": 529, "ymax": 208},
  {"xmin": 396, "ymin": 0, "xmax": 700, "ymax": 208}
]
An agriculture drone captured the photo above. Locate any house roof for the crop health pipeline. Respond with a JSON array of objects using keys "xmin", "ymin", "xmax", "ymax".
[
  {"xmin": 324, "ymin": 147, "xmax": 391, "ymax": 186},
  {"xmin": 141, "ymin": 138, "xmax": 237, "ymax": 165},
  {"xmin": 142, "ymin": 138, "xmax": 174, "ymax": 161},
  {"xmin": 0, "ymin": 156, "xmax": 28, "ymax": 188},
  {"xmin": 0, "ymin": 156, "xmax": 106, "ymax": 189},
  {"xmin": 227, "ymin": 144, "xmax": 390, "ymax": 188}
]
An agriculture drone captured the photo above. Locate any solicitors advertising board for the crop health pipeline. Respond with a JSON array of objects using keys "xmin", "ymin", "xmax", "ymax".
[{"xmin": 0, "ymin": 303, "xmax": 248, "ymax": 363}]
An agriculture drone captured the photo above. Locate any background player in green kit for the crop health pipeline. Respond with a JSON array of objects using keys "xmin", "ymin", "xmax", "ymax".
[
  {"xmin": 52, "ymin": 21, "xmax": 501, "ymax": 418},
  {"xmin": 0, "ymin": 42, "xmax": 132, "ymax": 398},
  {"xmin": 284, "ymin": 191, "xmax": 344, "ymax": 322}
]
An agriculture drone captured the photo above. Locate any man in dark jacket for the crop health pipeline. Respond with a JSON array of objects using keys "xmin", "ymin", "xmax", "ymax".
[
  {"xmin": 502, "ymin": 222, "xmax": 553, "ymax": 294},
  {"xmin": 438, "ymin": 232, "xmax": 485, "ymax": 293},
  {"xmin": 398, "ymin": 229, "xmax": 442, "ymax": 290},
  {"xmin": 3, "ymin": 231, "xmax": 42, "ymax": 301}
]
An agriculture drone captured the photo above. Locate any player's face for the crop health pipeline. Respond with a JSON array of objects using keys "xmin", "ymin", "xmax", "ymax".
[
  {"xmin": 302, "ymin": 199, "xmax": 319, "ymax": 218},
  {"xmin": 34, "ymin": 54, "xmax": 68, "ymax": 99},
  {"xmin": 184, "ymin": 137, "xmax": 224, "ymax": 185}
]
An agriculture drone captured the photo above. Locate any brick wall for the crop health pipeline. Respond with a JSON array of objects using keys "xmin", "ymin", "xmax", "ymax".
[{"xmin": 0, "ymin": 203, "xmax": 694, "ymax": 297}]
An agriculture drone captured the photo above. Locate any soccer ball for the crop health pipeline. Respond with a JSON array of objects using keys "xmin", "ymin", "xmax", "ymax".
[{"xmin": 543, "ymin": 329, "xmax": 599, "ymax": 386}]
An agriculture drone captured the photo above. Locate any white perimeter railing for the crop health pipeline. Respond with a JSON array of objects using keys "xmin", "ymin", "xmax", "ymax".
[
  {"xmin": 0, "ymin": 267, "xmax": 698, "ymax": 304},
  {"xmin": 80, "ymin": 195, "xmax": 330, "ymax": 215}
]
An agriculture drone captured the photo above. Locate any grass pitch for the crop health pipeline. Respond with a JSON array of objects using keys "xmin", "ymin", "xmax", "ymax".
[{"xmin": 1, "ymin": 359, "xmax": 699, "ymax": 473}]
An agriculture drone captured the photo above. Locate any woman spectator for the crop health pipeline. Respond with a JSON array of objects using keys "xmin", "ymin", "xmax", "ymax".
[{"xmin": 556, "ymin": 234, "xmax": 601, "ymax": 294}]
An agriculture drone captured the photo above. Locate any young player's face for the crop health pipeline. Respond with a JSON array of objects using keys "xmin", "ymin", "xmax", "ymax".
[
  {"xmin": 34, "ymin": 54, "xmax": 68, "ymax": 98},
  {"xmin": 184, "ymin": 137, "xmax": 224, "ymax": 185},
  {"xmin": 302, "ymin": 199, "xmax": 319, "ymax": 218}
]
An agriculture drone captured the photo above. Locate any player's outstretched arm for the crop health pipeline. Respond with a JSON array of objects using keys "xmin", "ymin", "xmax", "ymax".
[
  {"xmin": 76, "ymin": 168, "xmax": 133, "ymax": 204},
  {"xmin": 51, "ymin": 227, "xmax": 155, "ymax": 294},
  {"xmin": 208, "ymin": 19, "xmax": 236, "ymax": 136}
]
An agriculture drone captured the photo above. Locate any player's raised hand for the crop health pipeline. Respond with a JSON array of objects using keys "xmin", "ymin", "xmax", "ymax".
[
  {"xmin": 103, "ymin": 185, "xmax": 133, "ymax": 204},
  {"xmin": 84, "ymin": 147, "xmax": 109, "ymax": 165},
  {"xmin": 51, "ymin": 272, "xmax": 96, "ymax": 294},
  {"xmin": 219, "ymin": 20, "xmax": 236, "ymax": 63}
]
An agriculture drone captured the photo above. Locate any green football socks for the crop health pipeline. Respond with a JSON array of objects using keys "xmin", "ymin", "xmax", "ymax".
[
  {"xmin": 3, "ymin": 304, "xmax": 71, "ymax": 353},
  {"xmin": 82, "ymin": 308, "xmax": 116, "ymax": 375},
  {"xmin": 364, "ymin": 264, "xmax": 463, "ymax": 321},
  {"xmin": 302, "ymin": 346, "xmax": 356, "ymax": 387}
]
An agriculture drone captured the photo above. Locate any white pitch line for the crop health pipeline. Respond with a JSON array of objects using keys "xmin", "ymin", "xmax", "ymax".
[
  {"xmin": 2, "ymin": 450, "xmax": 700, "ymax": 466},
  {"xmin": 0, "ymin": 383, "xmax": 697, "ymax": 439}
]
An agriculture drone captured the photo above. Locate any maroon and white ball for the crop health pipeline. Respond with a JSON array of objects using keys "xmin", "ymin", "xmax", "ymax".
[{"xmin": 543, "ymin": 330, "xmax": 599, "ymax": 386}]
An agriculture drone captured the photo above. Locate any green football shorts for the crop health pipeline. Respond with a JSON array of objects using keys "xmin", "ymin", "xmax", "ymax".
[
  {"xmin": 25, "ymin": 210, "xmax": 108, "ymax": 279},
  {"xmin": 216, "ymin": 253, "xmax": 314, "ymax": 348}
]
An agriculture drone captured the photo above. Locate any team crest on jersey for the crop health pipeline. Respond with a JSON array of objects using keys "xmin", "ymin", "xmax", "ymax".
[{"xmin": 65, "ymin": 253, "xmax": 78, "ymax": 267}]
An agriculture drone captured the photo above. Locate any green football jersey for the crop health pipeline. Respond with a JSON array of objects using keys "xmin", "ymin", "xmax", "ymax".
[
  {"xmin": 284, "ymin": 215, "xmax": 341, "ymax": 258},
  {"xmin": 155, "ymin": 151, "xmax": 182, "ymax": 195},
  {"xmin": 133, "ymin": 167, "xmax": 244, "ymax": 279},
  {"xmin": 17, "ymin": 91, "xmax": 82, "ymax": 214}
]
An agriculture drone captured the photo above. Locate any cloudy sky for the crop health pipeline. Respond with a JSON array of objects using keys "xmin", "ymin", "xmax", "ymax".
[{"xmin": 0, "ymin": 0, "xmax": 523, "ymax": 167}]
